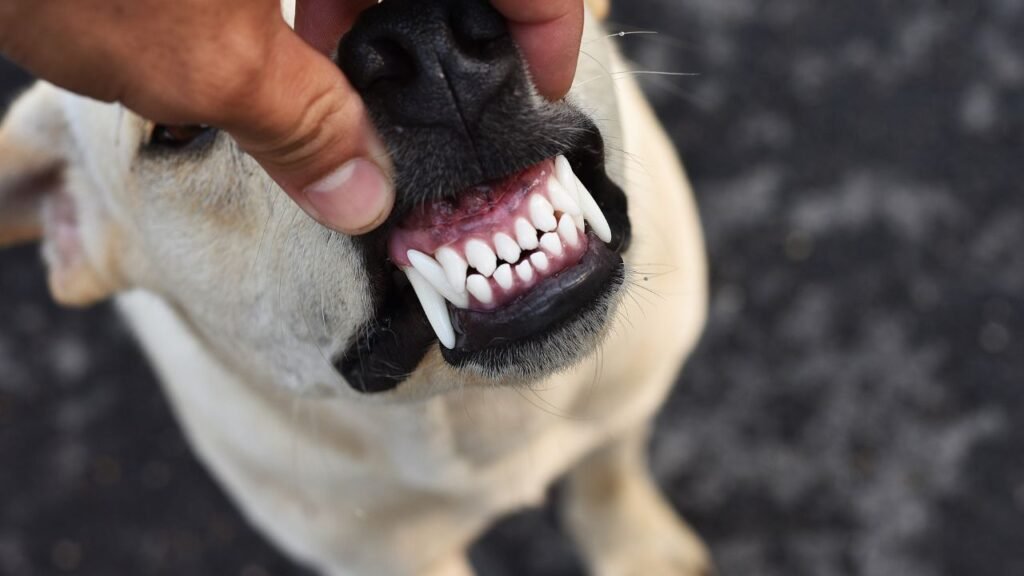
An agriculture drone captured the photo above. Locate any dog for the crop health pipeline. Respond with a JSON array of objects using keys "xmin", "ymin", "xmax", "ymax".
[{"xmin": 0, "ymin": 0, "xmax": 710, "ymax": 574}]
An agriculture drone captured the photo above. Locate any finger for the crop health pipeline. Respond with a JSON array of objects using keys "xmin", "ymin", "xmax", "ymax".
[
  {"xmin": 220, "ymin": 25, "xmax": 393, "ymax": 235},
  {"xmin": 489, "ymin": 0, "xmax": 584, "ymax": 100},
  {"xmin": 294, "ymin": 0, "xmax": 377, "ymax": 56}
]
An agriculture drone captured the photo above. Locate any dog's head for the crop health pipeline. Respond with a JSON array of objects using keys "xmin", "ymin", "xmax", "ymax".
[{"xmin": 0, "ymin": 0, "xmax": 632, "ymax": 398}]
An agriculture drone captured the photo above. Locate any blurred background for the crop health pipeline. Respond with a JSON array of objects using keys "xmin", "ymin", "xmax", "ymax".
[{"xmin": 2, "ymin": 1, "xmax": 1023, "ymax": 575}]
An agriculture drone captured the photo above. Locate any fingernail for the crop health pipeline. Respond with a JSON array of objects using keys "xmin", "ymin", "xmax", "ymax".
[{"xmin": 304, "ymin": 158, "xmax": 394, "ymax": 234}]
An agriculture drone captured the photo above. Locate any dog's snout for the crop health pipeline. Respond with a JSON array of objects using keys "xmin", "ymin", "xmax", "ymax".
[
  {"xmin": 338, "ymin": 0, "xmax": 581, "ymax": 215},
  {"xmin": 340, "ymin": 0, "xmax": 515, "ymax": 128}
]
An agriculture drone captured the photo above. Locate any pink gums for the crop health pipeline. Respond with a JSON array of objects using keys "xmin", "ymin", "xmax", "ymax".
[
  {"xmin": 388, "ymin": 159, "xmax": 591, "ymax": 311},
  {"xmin": 388, "ymin": 160, "xmax": 551, "ymax": 267}
]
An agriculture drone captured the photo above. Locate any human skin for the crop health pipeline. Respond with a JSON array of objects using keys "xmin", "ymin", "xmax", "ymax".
[{"xmin": 0, "ymin": 0, "xmax": 583, "ymax": 234}]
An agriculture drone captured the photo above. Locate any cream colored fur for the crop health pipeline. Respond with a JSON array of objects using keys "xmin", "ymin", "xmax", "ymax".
[{"xmin": 0, "ymin": 4, "xmax": 710, "ymax": 575}]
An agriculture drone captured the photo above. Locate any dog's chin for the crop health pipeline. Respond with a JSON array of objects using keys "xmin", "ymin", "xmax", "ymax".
[{"xmin": 334, "ymin": 120, "xmax": 632, "ymax": 394}]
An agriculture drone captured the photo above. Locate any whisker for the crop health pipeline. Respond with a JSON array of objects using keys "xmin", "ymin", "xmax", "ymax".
[
  {"xmin": 513, "ymin": 386, "xmax": 584, "ymax": 421},
  {"xmin": 320, "ymin": 232, "xmax": 335, "ymax": 333},
  {"xmin": 601, "ymin": 20, "xmax": 696, "ymax": 51},
  {"xmin": 575, "ymin": 69, "xmax": 700, "ymax": 89}
]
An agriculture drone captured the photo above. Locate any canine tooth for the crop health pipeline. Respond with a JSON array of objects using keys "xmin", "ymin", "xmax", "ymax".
[
  {"xmin": 529, "ymin": 194, "xmax": 558, "ymax": 232},
  {"xmin": 407, "ymin": 250, "xmax": 469, "ymax": 308},
  {"xmin": 515, "ymin": 218, "xmax": 539, "ymax": 250},
  {"xmin": 465, "ymin": 239, "xmax": 497, "ymax": 277},
  {"xmin": 516, "ymin": 261, "xmax": 535, "ymax": 283},
  {"xmin": 466, "ymin": 274, "xmax": 494, "ymax": 304},
  {"xmin": 435, "ymin": 246, "xmax": 468, "ymax": 294},
  {"xmin": 540, "ymin": 232, "xmax": 563, "ymax": 257},
  {"xmin": 547, "ymin": 175, "xmax": 581, "ymax": 216},
  {"xmin": 558, "ymin": 214, "xmax": 580, "ymax": 248},
  {"xmin": 530, "ymin": 252, "xmax": 550, "ymax": 272},
  {"xmin": 573, "ymin": 177, "xmax": 613, "ymax": 244},
  {"xmin": 555, "ymin": 155, "xmax": 578, "ymax": 198},
  {"xmin": 557, "ymin": 155, "xmax": 613, "ymax": 243},
  {"xmin": 404, "ymin": 267, "xmax": 456, "ymax": 349},
  {"xmin": 494, "ymin": 264, "xmax": 514, "ymax": 290},
  {"xmin": 494, "ymin": 233, "xmax": 521, "ymax": 263}
]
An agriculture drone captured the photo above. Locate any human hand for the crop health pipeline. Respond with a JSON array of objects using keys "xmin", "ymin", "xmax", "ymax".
[{"xmin": 0, "ymin": 0, "xmax": 583, "ymax": 235}]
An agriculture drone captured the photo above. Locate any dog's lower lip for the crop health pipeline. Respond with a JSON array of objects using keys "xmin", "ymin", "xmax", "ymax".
[
  {"xmin": 447, "ymin": 232, "xmax": 621, "ymax": 353},
  {"xmin": 389, "ymin": 155, "xmax": 613, "ymax": 348}
]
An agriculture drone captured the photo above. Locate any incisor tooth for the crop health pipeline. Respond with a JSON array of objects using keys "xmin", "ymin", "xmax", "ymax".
[
  {"xmin": 547, "ymin": 175, "xmax": 581, "ymax": 216},
  {"xmin": 540, "ymin": 232, "xmax": 563, "ymax": 257},
  {"xmin": 435, "ymin": 246, "xmax": 468, "ymax": 294},
  {"xmin": 558, "ymin": 214, "xmax": 580, "ymax": 248},
  {"xmin": 404, "ymin": 267, "xmax": 456, "ymax": 349},
  {"xmin": 530, "ymin": 251, "xmax": 550, "ymax": 272},
  {"xmin": 494, "ymin": 264, "xmax": 514, "ymax": 290},
  {"xmin": 515, "ymin": 261, "xmax": 535, "ymax": 283},
  {"xmin": 529, "ymin": 194, "xmax": 557, "ymax": 232},
  {"xmin": 465, "ymin": 239, "xmax": 497, "ymax": 277},
  {"xmin": 407, "ymin": 250, "xmax": 468, "ymax": 308},
  {"xmin": 515, "ymin": 218, "xmax": 539, "ymax": 250},
  {"xmin": 466, "ymin": 274, "xmax": 494, "ymax": 304},
  {"xmin": 494, "ymin": 233, "xmax": 521, "ymax": 263}
]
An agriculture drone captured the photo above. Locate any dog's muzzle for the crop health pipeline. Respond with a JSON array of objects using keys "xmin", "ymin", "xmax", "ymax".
[{"xmin": 334, "ymin": 0, "xmax": 632, "ymax": 393}]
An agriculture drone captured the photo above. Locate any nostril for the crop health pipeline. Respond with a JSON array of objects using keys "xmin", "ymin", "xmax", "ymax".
[
  {"xmin": 449, "ymin": 1, "xmax": 508, "ymax": 60},
  {"xmin": 370, "ymin": 38, "xmax": 418, "ymax": 87},
  {"xmin": 349, "ymin": 37, "xmax": 418, "ymax": 91}
]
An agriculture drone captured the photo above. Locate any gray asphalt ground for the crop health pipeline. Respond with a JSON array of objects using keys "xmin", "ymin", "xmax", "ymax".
[{"xmin": 2, "ymin": 1, "xmax": 1023, "ymax": 575}]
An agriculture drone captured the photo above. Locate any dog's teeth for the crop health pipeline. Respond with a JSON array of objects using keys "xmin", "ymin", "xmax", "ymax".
[
  {"xmin": 573, "ymin": 177, "xmax": 613, "ymax": 244},
  {"xmin": 465, "ymin": 239, "xmax": 497, "ymax": 277},
  {"xmin": 404, "ymin": 267, "xmax": 456, "ymax": 349},
  {"xmin": 547, "ymin": 175, "xmax": 581, "ymax": 216},
  {"xmin": 530, "ymin": 251, "xmax": 550, "ymax": 273},
  {"xmin": 515, "ymin": 218, "xmax": 540, "ymax": 250},
  {"xmin": 540, "ymin": 232, "xmax": 563, "ymax": 257},
  {"xmin": 529, "ymin": 194, "xmax": 558, "ymax": 232},
  {"xmin": 494, "ymin": 233, "xmax": 521, "ymax": 264},
  {"xmin": 407, "ymin": 250, "xmax": 469, "ymax": 308},
  {"xmin": 558, "ymin": 214, "xmax": 580, "ymax": 248},
  {"xmin": 466, "ymin": 274, "xmax": 494, "ymax": 304},
  {"xmin": 435, "ymin": 246, "xmax": 468, "ymax": 295},
  {"xmin": 515, "ymin": 261, "xmax": 535, "ymax": 283},
  {"xmin": 555, "ymin": 155, "xmax": 578, "ymax": 199},
  {"xmin": 494, "ymin": 264, "xmax": 514, "ymax": 290},
  {"xmin": 557, "ymin": 154, "xmax": 613, "ymax": 243}
]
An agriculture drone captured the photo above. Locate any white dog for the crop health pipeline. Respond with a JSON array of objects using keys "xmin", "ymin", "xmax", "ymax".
[{"xmin": 0, "ymin": 0, "xmax": 709, "ymax": 574}]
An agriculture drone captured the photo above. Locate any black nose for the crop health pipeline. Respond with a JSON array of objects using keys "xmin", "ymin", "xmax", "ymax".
[
  {"xmin": 338, "ymin": 0, "xmax": 581, "ymax": 213},
  {"xmin": 339, "ymin": 0, "xmax": 516, "ymax": 129}
]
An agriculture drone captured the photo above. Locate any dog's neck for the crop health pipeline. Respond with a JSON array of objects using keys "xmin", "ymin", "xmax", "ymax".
[{"xmin": 115, "ymin": 289, "xmax": 598, "ymax": 488}]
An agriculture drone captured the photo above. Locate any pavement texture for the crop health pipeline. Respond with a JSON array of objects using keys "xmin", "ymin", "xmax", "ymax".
[{"xmin": 1, "ymin": 1, "xmax": 1023, "ymax": 575}]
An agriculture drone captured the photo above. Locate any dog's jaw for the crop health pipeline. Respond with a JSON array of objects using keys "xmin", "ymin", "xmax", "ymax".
[{"xmin": 335, "ymin": 123, "xmax": 632, "ymax": 393}]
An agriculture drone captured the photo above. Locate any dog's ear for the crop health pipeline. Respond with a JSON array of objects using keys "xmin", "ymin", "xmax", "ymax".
[
  {"xmin": 0, "ymin": 82, "xmax": 119, "ymax": 306},
  {"xmin": 0, "ymin": 83, "xmax": 65, "ymax": 247},
  {"xmin": 585, "ymin": 0, "xmax": 610, "ymax": 20}
]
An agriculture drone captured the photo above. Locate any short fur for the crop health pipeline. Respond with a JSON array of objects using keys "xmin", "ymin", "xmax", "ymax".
[{"xmin": 0, "ymin": 2, "xmax": 711, "ymax": 575}]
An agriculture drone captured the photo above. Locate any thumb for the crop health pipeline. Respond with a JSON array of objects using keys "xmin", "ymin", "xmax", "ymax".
[{"xmin": 221, "ymin": 25, "xmax": 393, "ymax": 235}]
